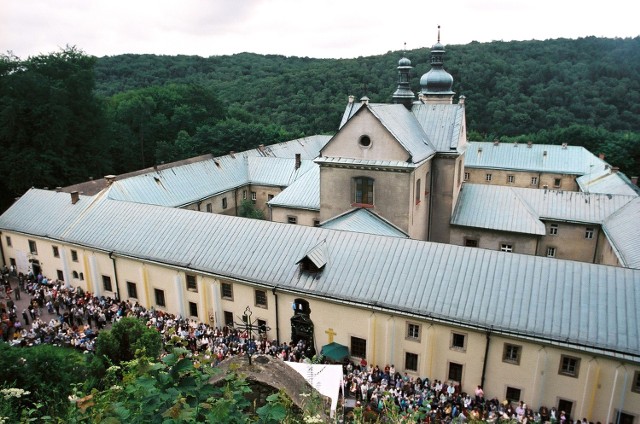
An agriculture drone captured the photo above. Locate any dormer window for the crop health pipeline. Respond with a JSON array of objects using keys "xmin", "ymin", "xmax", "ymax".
[
  {"xmin": 358, "ymin": 135, "xmax": 372, "ymax": 148},
  {"xmin": 296, "ymin": 240, "xmax": 327, "ymax": 274}
]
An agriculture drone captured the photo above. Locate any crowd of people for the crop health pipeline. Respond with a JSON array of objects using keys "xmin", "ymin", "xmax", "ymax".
[{"xmin": 1, "ymin": 269, "xmax": 605, "ymax": 423}]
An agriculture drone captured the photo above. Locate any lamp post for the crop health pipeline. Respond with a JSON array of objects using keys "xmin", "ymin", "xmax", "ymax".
[{"xmin": 233, "ymin": 306, "xmax": 270, "ymax": 365}]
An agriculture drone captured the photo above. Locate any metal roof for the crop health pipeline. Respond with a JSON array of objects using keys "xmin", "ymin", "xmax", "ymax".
[
  {"xmin": 452, "ymin": 184, "xmax": 637, "ymax": 233},
  {"xmin": 603, "ymin": 198, "xmax": 640, "ymax": 269},
  {"xmin": 314, "ymin": 157, "xmax": 417, "ymax": 169},
  {"xmin": 367, "ymin": 104, "xmax": 436, "ymax": 163},
  {"xmin": 2, "ymin": 188, "xmax": 639, "ymax": 361},
  {"xmin": 247, "ymin": 157, "xmax": 315, "ymax": 187},
  {"xmin": 411, "ymin": 103, "xmax": 466, "ymax": 152},
  {"xmin": 320, "ymin": 208, "xmax": 409, "ymax": 238},
  {"xmin": 577, "ymin": 169, "xmax": 640, "ymax": 196},
  {"xmin": 105, "ymin": 155, "xmax": 249, "ymax": 207},
  {"xmin": 339, "ymin": 102, "xmax": 465, "ymax": 154},
  {"xmin": 268, "ymin": 164, "xmax": 320, "ymax": 211},
  {"xmin": 465, "ymin": 142, "xmax": 608, "ymax": 175}
]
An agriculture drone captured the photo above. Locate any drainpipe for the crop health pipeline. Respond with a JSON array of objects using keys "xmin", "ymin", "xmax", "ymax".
[
  {"xmin": 480, "ymin": 330, "xmax": 491, "ymax": 388},
  {"xmin": 0, "ymin": 231, "xmax": 5, "ymax": 268},
  {"xmin": 108, "ymin": 251, "xmax": 122, "ymax": 301},
  {"xmin": 272, "ymin": 287, "xmax": 280, "ymax": 345},
  {"xmin": 427, "ymin": 168, "xmax": 434, "ymax": 241},
  {"xmin": 616, "ymin": 368, "xmax": 629, "ymax": 424}
]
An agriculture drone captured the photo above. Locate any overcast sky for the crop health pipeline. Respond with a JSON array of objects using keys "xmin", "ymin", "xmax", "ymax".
[{"xmin": 2, "ymin": 0, "xmax": 638, "ymax": 59}]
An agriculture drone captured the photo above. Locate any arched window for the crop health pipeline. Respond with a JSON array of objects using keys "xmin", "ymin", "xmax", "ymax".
[
  {"xmin": 354, "ymin": 177, "xmax": 374, "ymax": 205},
  {"xmin": 292, "ymin": 298, "xmax": 311, "ymax": 315},
  {"xmin": 72, "ymin": 271, "xmax": 79, "ymax": 279}
]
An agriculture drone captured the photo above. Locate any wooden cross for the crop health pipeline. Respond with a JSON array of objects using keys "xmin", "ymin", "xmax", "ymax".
[{"xmin": 325, "ymin": 328, "xmax": 337, "ymax": 343}]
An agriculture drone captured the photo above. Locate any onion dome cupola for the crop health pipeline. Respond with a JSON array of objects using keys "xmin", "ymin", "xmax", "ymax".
[
  {"xmin": 419, "ymin": 26, "xmax": 455, "ymax": 104},
  {"xmin": 392, "ymin": 46, "xmax": 415, "ymax": 110}
]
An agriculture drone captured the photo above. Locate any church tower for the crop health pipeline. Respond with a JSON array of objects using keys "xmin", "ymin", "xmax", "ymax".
[
  {"xmin": 392, "ymin": 50, "xmax": 415, "ymax": 110},
  {"xmin": 419, "ymin": 26, "xmax": 455, "ymax": 104}
]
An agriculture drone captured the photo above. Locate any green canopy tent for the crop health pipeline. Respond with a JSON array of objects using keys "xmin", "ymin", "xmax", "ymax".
[{"xmin": 320, "ymin": 342, "xmax": 349, "ymax": 362}]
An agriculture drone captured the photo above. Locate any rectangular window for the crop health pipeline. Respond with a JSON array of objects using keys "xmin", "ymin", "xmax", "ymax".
[
  {"xmin": 500, "ymin": 243, "xmax": 513, "ymax": 253},
  {"xmin": 502, "ymin": 343, "xmax": 522, "ymax": 365},
  {"xmin": 507, "ymin": 175, "xmax": 515, "ymax": 183},
  {"xmin": 351, "ymin": 336, "xmax": 367, "ymax": 358},
  {"xmin": 505, "ymin": 387, "xmax": 522, "ymax": 403},
  {"xmin": 102, "ymin": 275, "xmax": 113, "ymax": 292},
  {"xmin": 206, "ymin": 203, "xmax": 213, "ymax": 213},
  {"xmin": 222, "ymin": 197, "xmax": 228, "ymax": 209},
  {"xmin": 71, "ymin": 250, "xmax": 78, "ymax": 262},
  {"xmin": 425, "ymin": 172, "xmax": 430, "ymax": 194},
  {"xmin": 451, "ymin": 332, "xmax": 466, "ymax": 350},
  {"xmin": 554, "ymin": 178, "xmax": 562, "ymax": 188},
  {"xmin": 448, "ymin": 362, "xmax": 463, "ymax": 382},
  {"xmin": 585, "ymin": 227, "xmax": 594, "ymax": 239},
  {"xmin": 28, "ymin": 240, "xmax": 38, "ymax": 255},
  {"xmin": 531, "ymin": 176, "xmax": 538, "ymax": 186},
  {"xmin": 155, "ymin": 288, "xmax": 166, "ymax": 307},
  {"xmin": 549, "ymin": 224, "xmax": 558, "ymax": 235},
  {"xmin": 127, "ymin": 281, "xmax": 138, "ymax": 299},
  {"xmin": 355, "ymin": 177, "xmax": 374, "ymax": 205},
  {"xmin": 52, "ymin": 246, "xmax": 60, "ymax": 258},
  {"xmin": 407, "ymin": 323, "xmax": 420, "ymax": 340},
  {"xmin": 189, "ymin": 301, "xmax": 198, "ymax": 317},
  {"xmin": 186, "ymin": 274, "xmax": 197, "ymax": 292},
  {"xmin": 287, "ymin": 216, "xmax": 298, "ymax": 224},
  {"xmin": 9, "ymin": 258, "xmax": 16, "ymax": 267},
  {"xmin": 251, "ymin": 192, "xmax": 257, "ymax": 203},
  {"xmin": 56, "ymin": 270, "xmax": 64, "ymax": 281},
  {"xmin": 221, "ymin": 282, "xmax": 233, "ymax": 300},
  {"xmin": 485, "ymin": 173, "xmax": 492, "ymax": 182},
  {"xmin": 632, "ymin": 371, "xmax": 640, "ymax": 393},
  {"xmin": 464, "ymin": 172, "xmax": 470, "ymax": 181},
  {"xmin": 559, "ymin": 355, "xmax": 581, "ymax": 377},
  {"xmin": 255, "ymin": 289, "xmax": 268, "ymax": 308},
  {"xmin": 547, "ymin": 247, "xmax": 556, "ymax": 257},
  {"xmin": 267, "ymin": 194, "xmax": 274, "ymax": 201},
  {"xmin": 465, "ymin": 239, "xmax": 478, "ymax": 247},
  {"xmin": 5, "ymin": 236, "xmax": 11, "ymax": 247},
  {"xmin": 313, "ymin": 219, "xmax": 320, "ymax": 227},
  {"xmin": 224, "ymin": 311, "xmax": 234, "ymax": 326},
  {"xmin": 405, "ymin": 352, "xmax": 419, "ymax": 372},
  {"xmin": 415, "ymin": 179, "xmax": 421, "ymax": 204}
]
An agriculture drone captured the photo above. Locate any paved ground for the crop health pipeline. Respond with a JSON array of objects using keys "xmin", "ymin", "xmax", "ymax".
[{"xmin": 3, "ymin": 276, "xmax": 62, "ymax": 327}]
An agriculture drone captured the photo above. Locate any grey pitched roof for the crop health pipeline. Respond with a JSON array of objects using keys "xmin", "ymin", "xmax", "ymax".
[
  {"xmin": 411, "ymin": 103, "xmax": 466, "ymax": 152},
  {"xmin": 577, "ymin": 169, "xmax": 640, "ymax": 196},
  {"xmin": 62, "ymin": 135, "xmax": 330, "ymax": 196},
  {"xmin": 2, "ymin": 188, "xmax": 639, "ymax": 361},
  {"xmin": 314, "ymin": 157, "xmax": 417, "ymax": 170},
  {"xmin": 465, "ymin": 142, "xmax": 608, "ymax": 175},
  {"xmin": 320, "ymin": 208, "xmax": 409, "ymax": 238},
  {"xmin": 452, "ymin": 184, "xmax": 636, "ymax": 233},
  {"xmin": 268, "ymin": 164, "xmax": 320, "ymax": 211},
  {"xmin": 603, "ymin": 198, "xmax": 640, "ymax": 269},
  {"xmin": 247, "ymin": 157, "xmax": 315, "ymax": 187},
  {"xmin": 339, "ymin": 101, "xmax": 466, "ymax": 154},
  {"xmin": 367, "ymin": 104, "xmax": 436, "ymax": 163}
]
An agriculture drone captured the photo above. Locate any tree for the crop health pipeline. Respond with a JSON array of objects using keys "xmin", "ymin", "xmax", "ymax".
[
  {"xmin": 96, "ymin": 317, "xmax": 162, "ymax": 364},
  {"xmin": 0, "ymin": 47, "xmax": 110, "ymax": 211},
  {"xmin": 238, "ymin": 199, "xmax": 265, "ymax": 220}
]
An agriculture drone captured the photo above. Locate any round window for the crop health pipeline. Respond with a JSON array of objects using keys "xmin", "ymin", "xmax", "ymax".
[{"xmin": 359, "ymin": 135, "xmax": 371, "ymax": 148}]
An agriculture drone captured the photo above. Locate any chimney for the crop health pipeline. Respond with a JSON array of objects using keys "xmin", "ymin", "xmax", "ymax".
[
  {"xmin": 70, "ymin": 191, "xmax": 79, "ymax": 205},
  {"xmin": 612, "ymin": 167, "xmax": 619, "ymax": 173},
  {"xmin": 348, "ymin": 95, "xmax": 355, "ymax": 104},
  {"xmin": 543, "ymin": 150, "xmax": 548, "ymax": 157},
  {"xmin": 55, "ymin": 187, "xmax": 62, "ymax": 192},
  {"xmin": 153, "ymin": 164, "xmax": 158, "ymax": 172},
  {"xmin": 229, "ymin": 151, "xmax": 235, "ymax": 158},
  {"xmin": 295, "ymin": 153, "xmax": 301, "ymax": 170},
  {"xmin": 527, "ymin": 141, "xmax": 532, "ymax": 148},
  {"xmin": 458, "ymin": 95, "xmax": 466, "ymax": 105},
  {"xmin": 599, "ymin": 153, "xmax": 606, "ymax": 160},
  {"xmin": 493, "ymin": 139, "xmax": 499, "ymax": 146},
  {"xmin": 631, "ymin": 176, "xmax": 638, "ymax": 186},
  {"xmin": 104, "ymin": 175, "xmax": 116, "ymax": 186},
  {"xmin": 513, "ymin": 141, "xmax": 518, "ymax": 147},
  {"xmin": 258, "ymin": 144, "xmax": 265, "ymax": 152},
  {"xmin": 360, "ymin": 96, "xmax": 369, "ymax": 105},
  {"xmin": 561, "ymin": 143, "xmax": 568, "ymax": 149}
]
